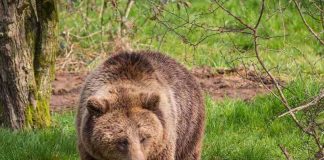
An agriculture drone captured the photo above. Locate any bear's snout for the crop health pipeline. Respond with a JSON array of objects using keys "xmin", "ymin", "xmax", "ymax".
[{"xmin": 128, "ymin": 142, "xmax": 145, "ymax": 160}]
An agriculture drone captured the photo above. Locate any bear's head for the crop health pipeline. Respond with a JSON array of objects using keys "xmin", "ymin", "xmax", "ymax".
[{"xmin": 81, "ymin": 87, "xmax": 166, "ymax": 160}]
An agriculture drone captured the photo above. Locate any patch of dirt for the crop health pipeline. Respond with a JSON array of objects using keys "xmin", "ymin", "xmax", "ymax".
[
  {"xmin": 191, "ymin": 66, "xmax": 277, "ymax": 101},
  {"xmin": 51, "ymin": 67, "xmax": 279, "ymax": 112},
  {"xmin": 51, "ymin": 72, "xmax": 86, "ymax": 112}
]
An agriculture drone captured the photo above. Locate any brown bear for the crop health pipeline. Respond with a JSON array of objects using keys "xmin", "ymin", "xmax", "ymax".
[{"xmin": 76, "ymin": 51, "xmax": 205, "ymax": 160}]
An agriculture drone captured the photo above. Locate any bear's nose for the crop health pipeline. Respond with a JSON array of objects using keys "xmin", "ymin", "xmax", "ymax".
[
  {"xmin": 129, "ymin": 151, "xmax": 145, "ymax": 160},
  {"xmin": 128, "ymin": 143, "xmax": 145, "ymax": 160}
]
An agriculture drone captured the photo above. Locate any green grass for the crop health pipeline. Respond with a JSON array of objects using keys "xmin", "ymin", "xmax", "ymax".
[
  {"xmin": 58, "ymin": 0, "xmax": 323, "ymax": 74},
  {"xmin": 0, "ymin": 79, "xmax": 322, "ymax": 160},
  {"xmin": 0, "ymin": 112, "xmax": 78, "ymax": 160},
  {"xmin": 203, "ymin": 78, "xmax": 322, "ymax": 160}
]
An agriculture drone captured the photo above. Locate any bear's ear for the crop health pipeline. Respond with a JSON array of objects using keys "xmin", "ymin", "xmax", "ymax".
[
  {"xmin": 86, "ymin": 96, "xmax": 109, "ymax": 116},
  {"xmin": 140, "ymin": 93, "xmax": 160, "ymax": 110}
]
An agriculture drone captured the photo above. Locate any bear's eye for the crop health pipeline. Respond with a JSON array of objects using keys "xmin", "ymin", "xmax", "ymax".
[
  {"xmin": 140, "ymin": 137, "xmax": 146, "ymax": 143},
  {"xmin": 117, "ymin": 139, "xmax": 128, "ymax": 152},
  {"xmin": 140, "ymin": 135, "xmax": 151, "ymax": 143}
]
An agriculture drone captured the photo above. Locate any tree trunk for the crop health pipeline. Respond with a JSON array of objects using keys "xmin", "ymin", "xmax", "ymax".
[{"xmin": 0, "ymin": 0, "xmax": 58, "ymax": 129}]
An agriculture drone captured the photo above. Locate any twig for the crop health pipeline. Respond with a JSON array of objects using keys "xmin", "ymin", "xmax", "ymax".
[
  {"xmin": 279, "ymin": 90, "xmax": 324, "ymax": 117},
  {"xmin": 251, "ymin": 63, "xmax": 281, "ymax": 100},
  {"xmin": 120, "ymin": 0, "xmax": 135, "ymax": 37},
  {"xmin": 254, "ymin": 0, "xmax": 265, "ymax": 29},
  {"xmin": 321, "ymin": 0, "xmax": 324, "ymax": 30},
  {"xmin": 99, "ymin": 0, "xmax": 107, "ymax": 53},
  {"xmin": 279, "ymin": 144, "xmax": 293, "ymax": 160},
  {"xmin": 292, "ymin": 0, "xmax": 324, "ymax": 45},
  {"xmin": 60, "ymin": 44, "xmax": 75, "ymax": 70},
  {"xmin": 69, "ymin": 31, "xmax": 102, "ymax": 39},
  {"xmin": 85, "ymin": 0, "xmax": 91, "ymax": 29},
  {"xmin": 278, "ymin": 0, "xmax": 287, "ymax": 43},
  {"xmin": 213, "ymin": 0, "xmax": 254, "ymax": 30},
  {"xmin": 124, "ymin": 0, "xmax": 134, "ymax": 20},
  {"xmin": 250, "ymin": 0, "xmax": 314, "ymax": 136}
]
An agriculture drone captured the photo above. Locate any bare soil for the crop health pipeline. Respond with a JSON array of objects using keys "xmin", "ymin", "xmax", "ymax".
[
  {"xmin": 191, "ymin": 66, "xmax": 276, "ymax": 101},
  {"xmin": 51, "ymin": 72, "xmax": 86, "ymax": 112},
  {"xmin": 51, "ymin": 67, "xmax": 278, "ymax": 112}
]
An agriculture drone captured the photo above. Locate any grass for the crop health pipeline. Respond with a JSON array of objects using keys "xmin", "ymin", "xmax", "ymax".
[
  {"xmin": 58, "ymin": 0, "xmax": 323, "ymax": 74},
  {"xmin": 203, "ymin": 78, "xmax": 322, "ymax": 160},
  {"xmin": 1, "ymin": 0, "xmax": 323, "ymax": 160},
  {"xmin": 0, "ymin": 79, "xmax": 322, "ymax": 160},
  {"xmin": 0, "ymin": 112, "xmax": 77, "ymax": 160}
]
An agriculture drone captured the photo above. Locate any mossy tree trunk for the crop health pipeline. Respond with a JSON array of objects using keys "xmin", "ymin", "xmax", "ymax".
[{"xmin": 0, "ymin": 0, "xmax": 58, "ymax": 130}]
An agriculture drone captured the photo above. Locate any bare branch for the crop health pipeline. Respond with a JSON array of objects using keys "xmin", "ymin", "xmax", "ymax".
[
  {"xmin": 279, "ymin": 145, "xmax": 293, "ymax": 160},
  {"xmin": 292, "ymin": 0, "xmax": 324, "ymax": 45},
  {"xmin": 251, "ymin": 2, "xmax": 312, "ymax": 135},
  {"xmin": 279, "ymin": 90, "xmax": 324, "ymax": 117},
  {"xmin": 124, "ymin": 0, "xmax": 135, "ymax": 20},
  {"xmin": 120, "ymin": 0, "xmax": 135, "ymax": 37},
  {"xmin": 99, "ymin": 0, "xmax": 107, "ymax": 53},
  {"xmin": 213, "ymin": 0, "xmax": 254, "ymax": 30},
  {"xmin": 254, "ymin": 0, "xmax": 265, "ymax": 29}
]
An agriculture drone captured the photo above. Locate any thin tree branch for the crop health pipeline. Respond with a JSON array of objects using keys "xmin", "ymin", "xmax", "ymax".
[
  {"xmin": 292, "ymin": 0, "xmax": 324, "ymax": 45},
  {"xmin": 99, "ymin": 0, "xmax": 107, "ymax": 53},
  {"xmin": 279, "ymin": 90, "xmax": 324, "ymax": 117},
  {"xmin": 213, "ymin": 0, "xmax": 254, "ymax": 30},
  {"xmin": 279, "ymin": 144, "xmax": 293, "ymax": 160},
  {"xmin": 254, "ymin": 0, "xmax": 265, "ymax": 29},
  {"xmin": 124, "ymin": 0, "xmax": 134, "ymax": 20},
  {"xmin": 120, "ymin": 0, "xmax": 135, "ymax": 37}
]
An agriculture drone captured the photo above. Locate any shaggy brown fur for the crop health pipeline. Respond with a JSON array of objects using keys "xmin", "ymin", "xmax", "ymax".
[{"xmin": 76, "ymin": 51, "xmax": 205, "ymax": 160}]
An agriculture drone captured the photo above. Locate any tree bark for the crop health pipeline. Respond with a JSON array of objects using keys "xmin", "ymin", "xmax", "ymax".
[{"xmin": 0, "ymin": 0, "xmax": 58, "ymax": 129}]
